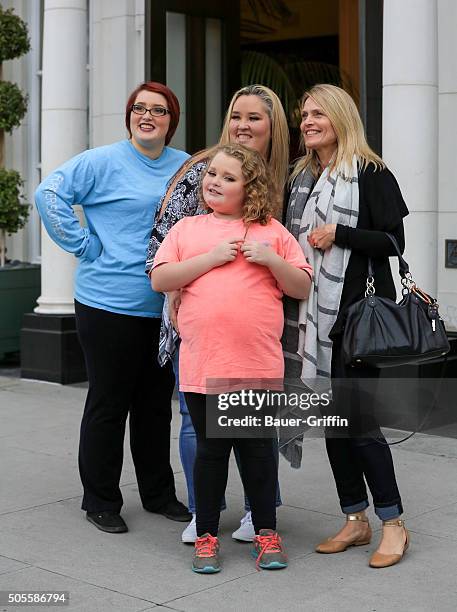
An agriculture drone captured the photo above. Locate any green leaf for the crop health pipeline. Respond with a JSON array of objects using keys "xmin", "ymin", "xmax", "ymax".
[
  {"xmin": 0, "ymin": 168, "xmax": 29, "ymax": 235},
  {"xmin": 0, "ymin": 6, "xmax": 31, "ymax": 62},
  {"xmin": 0, "ymin": 81, "xmax": 28, "ymax": 132}
]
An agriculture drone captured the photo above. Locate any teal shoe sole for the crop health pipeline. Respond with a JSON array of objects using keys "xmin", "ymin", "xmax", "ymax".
[
  {"xmin": 251, "ymin": 550, "xmax": 288, "ymax": 569},
  {"xmin": 192, "ymin": 565, "xmax": 221, "ymax": 574}
]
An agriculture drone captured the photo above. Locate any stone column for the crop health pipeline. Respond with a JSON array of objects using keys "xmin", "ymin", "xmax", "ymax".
[
  {"xmin": 21, "ymin": 0, "xmax": 88, "ymax": 383},
  {"xmin": 437, "ymin": 0, "xmax": 457, "ymax": 331},
  {"xmin": 36, "ymin": 0, "xmax": 88, "ymax": 314},
  {"xmin": 383, "ymin": 0, "xmax": 438, "ymax": 293},
  {"xmin": 89, "ymin": 0, "xmax": 144, "ymax": 147}
]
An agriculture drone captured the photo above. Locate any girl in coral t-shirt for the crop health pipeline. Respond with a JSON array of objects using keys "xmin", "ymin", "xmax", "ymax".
[{"xmin": 151, "ymin": 144, "xmax": 312, "ymax": 574}]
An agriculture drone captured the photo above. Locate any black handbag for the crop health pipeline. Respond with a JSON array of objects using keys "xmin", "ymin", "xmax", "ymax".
[{"xmin": 342, "ymin": 234, "xmax": 450, "ymax": 368}]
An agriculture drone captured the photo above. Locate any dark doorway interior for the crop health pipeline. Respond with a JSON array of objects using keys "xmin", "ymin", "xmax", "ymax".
[
  {"xmin": 145, "ymin": 0, "xmax": 383, "ymax": 156},
  {"xmin": 238, "ymin": 0, "xmax": 382, "ymax": 159}
]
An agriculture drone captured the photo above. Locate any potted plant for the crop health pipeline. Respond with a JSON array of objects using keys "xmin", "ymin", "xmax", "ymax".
[
  {"xmin": 0, "ymin": 6, "xmax": 40, "ymax": 360},
  {"xmin": 0, "ymin": 169, "xmax": 28, "ymax": 266}
]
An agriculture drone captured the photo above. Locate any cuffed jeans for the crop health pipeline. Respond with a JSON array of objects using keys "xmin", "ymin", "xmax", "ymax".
[{"xmin": 325, "ymin": 336, "xmax": 403, "ymax": 521}]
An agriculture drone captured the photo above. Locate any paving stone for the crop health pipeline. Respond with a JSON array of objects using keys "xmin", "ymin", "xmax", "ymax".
[
  {"xmin": 0, "ymin": 555, "xmax": 29, "ymax": 576},
  {"xmin": 1, "ymin": 377, "xmax": 457, "ymax": 610},
  {"xmin": 0, "ymin": 566, "xmax": 157, "ymax": 611}
]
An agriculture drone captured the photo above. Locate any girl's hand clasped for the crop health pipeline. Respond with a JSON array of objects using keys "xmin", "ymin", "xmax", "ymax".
[
  {"xmin": 207, "ymin": 239, "xmax": 277, "ymax": 269},
  {"xmin": 208, "ymin": 238, "xmax": 244, "ymax": 267},
  {"xmin": 241, "ymin": 240, "xmax": 276, "ymax": 267}
]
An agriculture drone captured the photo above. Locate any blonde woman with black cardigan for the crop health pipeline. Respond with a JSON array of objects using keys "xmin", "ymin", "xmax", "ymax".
[{"xmin": 282, "ymin": 84, "xmax": 410, "ymax": 568}]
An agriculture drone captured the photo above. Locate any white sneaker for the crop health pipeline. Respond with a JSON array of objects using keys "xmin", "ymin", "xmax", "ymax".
[
  {"xmin": 181, "ymin": 514, "xmax": 197, "ymax": 543},
  {"xmin": 232, "ymin": 511, "xmax": 255, "ymax": 542}
]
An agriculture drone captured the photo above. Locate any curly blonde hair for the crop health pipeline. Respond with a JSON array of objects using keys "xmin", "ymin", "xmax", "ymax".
[{"xmin": 200, "ymin": 144, "xmax": 279, "ymax": 226}]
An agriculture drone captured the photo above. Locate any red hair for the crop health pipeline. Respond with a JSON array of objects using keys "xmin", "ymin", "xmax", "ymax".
[{"xmin": 125, "ymin": 82, "xmax": 180, "ymax": 146}]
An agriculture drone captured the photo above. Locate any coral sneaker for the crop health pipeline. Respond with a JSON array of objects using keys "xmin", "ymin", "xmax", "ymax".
[
  {"xmin": 252, "ymin": 529, "xmax": 288, "ymax": 570},
  {"xmin": 192, "ymin": 533, "xmax": 221, "ymax": 574}
]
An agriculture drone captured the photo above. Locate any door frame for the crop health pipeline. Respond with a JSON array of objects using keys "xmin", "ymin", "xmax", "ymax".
[{"xmin": 145, "ymin": 0, "xmax": 240, "ymax": 152}]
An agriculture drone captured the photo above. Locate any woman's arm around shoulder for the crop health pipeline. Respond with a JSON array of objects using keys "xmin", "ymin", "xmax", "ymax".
[{"xmin": 145, "ymin": 157, "xmax": 208, "ymax": 275}]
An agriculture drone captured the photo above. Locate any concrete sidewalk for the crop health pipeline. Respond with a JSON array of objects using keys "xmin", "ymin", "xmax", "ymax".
[{"xmin": 1, "ymin": 374, "xmax": 457, "ymax": 612}]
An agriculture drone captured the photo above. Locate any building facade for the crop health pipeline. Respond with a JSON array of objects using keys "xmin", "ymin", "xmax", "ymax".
[{"xmin": 3, "ymin": 0, "xmax": 457, "ymax": 381}]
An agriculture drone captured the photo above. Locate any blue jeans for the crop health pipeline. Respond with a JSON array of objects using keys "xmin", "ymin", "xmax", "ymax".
[{"xmin": 172, "ymin": 350, "xmax": 282, "ymax": 514}]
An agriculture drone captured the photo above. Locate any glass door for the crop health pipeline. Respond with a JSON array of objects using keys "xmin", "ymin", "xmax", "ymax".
[{"xmin": 145, "ymin": 0, "xmax": 240, "ymax": 153}]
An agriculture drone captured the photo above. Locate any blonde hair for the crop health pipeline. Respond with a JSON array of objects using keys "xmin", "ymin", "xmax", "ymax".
[
  {"xmin": 219, "ymin": 85, "xmax": 289, "ymax": 199},
  {"xmin": 290, "ymin": 83, "xmax": 384, "ymax": 183},
  {"xmin": 200, "ymin": 144, "xmax": 279, "ymax": 225}
]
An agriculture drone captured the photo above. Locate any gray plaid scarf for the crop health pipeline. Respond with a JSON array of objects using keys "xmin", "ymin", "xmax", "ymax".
[{"xmin": 280, "ymin": 157, "xmax": 359, "ymax": 466}]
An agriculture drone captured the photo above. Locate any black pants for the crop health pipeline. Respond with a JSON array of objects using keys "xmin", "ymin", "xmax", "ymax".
[
  {"xmin": 324, "ymin": 336, "xmax": 403, "ymax": 519},
  {"xmin": 75, "ymin": 300, "xmax": 176, "ymax": 513},
  {"xmin": 185, "ymin": 392, "xmax": 277, "ymax": 537}
]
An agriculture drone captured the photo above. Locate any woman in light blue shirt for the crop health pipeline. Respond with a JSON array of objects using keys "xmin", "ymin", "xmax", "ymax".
[{"xmin": 35, "ymin": 82, "xmax": 191, "ymax": 533}]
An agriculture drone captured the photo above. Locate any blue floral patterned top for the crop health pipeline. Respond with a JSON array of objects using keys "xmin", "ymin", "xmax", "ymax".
[{"xmin": 145, "ymin": 158, "xmax": 208, "ymax": 365}]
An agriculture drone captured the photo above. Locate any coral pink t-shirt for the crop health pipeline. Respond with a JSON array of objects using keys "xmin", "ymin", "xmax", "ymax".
[{"xmin": 153, "ymin": 214, "xmax": 311, "ymax": 393}]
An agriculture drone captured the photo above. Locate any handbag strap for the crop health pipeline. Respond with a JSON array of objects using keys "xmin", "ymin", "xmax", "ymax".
[
  {"xmin": 373, "ymin": 355, "xmax": 448, "ymax": 446},
  {"xmin": 384, "ymin": 233, "xmax": 410, "ymax": 277},
  {"xmin": 367, "ymin": 233, "xmax": 411, "ymax": 293}
]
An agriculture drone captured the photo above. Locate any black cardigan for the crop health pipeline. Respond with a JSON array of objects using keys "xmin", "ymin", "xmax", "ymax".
[
  {"xmin": 330, "ymin": 163, "xmax": 409, "ymax": 337},
  {"xmin": 283, "ymin": 163, "xmax": 409, "ymax": 338}
]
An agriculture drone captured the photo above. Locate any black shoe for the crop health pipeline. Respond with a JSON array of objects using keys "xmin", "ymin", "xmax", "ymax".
[
  {"xmin": 86, "ymin": 511, "xmax": 128, "ymax": 533},
  {"xmin": 145, "ymin": 499, "xmax": 192, "ymax": 522}
]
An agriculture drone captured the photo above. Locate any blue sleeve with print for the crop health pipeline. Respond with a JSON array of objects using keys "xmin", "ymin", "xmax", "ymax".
[{"xmin": 35, "ymin": 152, "xmax": 102, "ymax": 261}]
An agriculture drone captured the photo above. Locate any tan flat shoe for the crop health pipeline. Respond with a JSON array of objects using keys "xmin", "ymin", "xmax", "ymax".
[
  {"xmin": 315, "ymin": 513, "xmax": 372, "ymax": 554},
  {"xmin": 369, "ymin": 519, "xmax": 409, "ymax": 568}
]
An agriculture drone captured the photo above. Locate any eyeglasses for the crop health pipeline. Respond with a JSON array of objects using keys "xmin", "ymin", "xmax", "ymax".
[{"xmin": 131, "ymin": 104, "xmax": 170, "ymax": 118}]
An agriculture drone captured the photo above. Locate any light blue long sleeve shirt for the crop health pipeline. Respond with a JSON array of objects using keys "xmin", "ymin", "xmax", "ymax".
[{"xmin": 35, "ymin": 139, "xmax": 189, "ymax": 317}]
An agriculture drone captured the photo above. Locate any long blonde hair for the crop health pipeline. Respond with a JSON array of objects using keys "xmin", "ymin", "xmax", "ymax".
[
  {"xmin": 219, "ymin": 85, "xmax": 290, "ymax": 198},
  {"xmin": 290, "ymin": 84, "xmax": 384, "ymax": 183}
]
